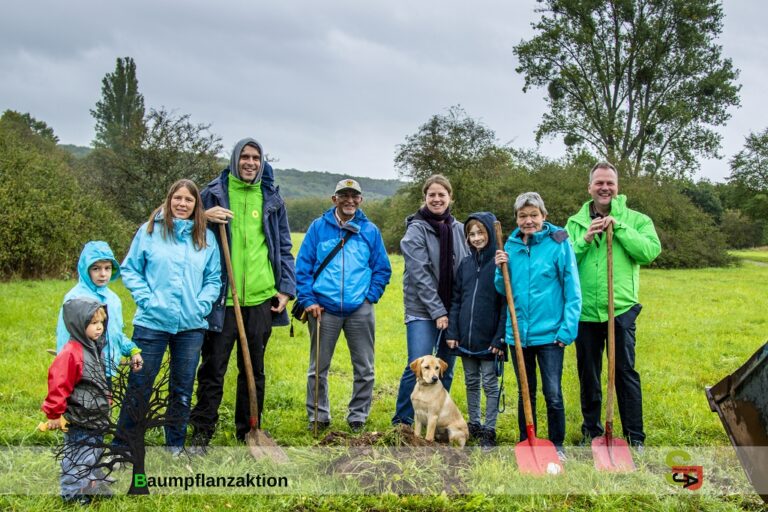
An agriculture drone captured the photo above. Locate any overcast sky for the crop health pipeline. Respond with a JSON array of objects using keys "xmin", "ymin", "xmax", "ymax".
[{"xmin": 2, "ymin": 1, "xmax": 766, "ymax": 182}]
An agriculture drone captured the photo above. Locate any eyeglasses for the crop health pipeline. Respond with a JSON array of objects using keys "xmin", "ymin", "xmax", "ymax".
[{"xmin": 335, "ymin": 192, "xmax": 361, "ymax": 200}]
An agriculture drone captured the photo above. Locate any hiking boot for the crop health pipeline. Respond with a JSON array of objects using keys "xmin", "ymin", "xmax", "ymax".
[
  {"xmin": 479, "ymin": 427, "xmax": 497, "ymax": 449},
  {"xmin": 348, "ymin": 421, "xmax": 365, "ymax": 433},
  {"xmin": 467, "ymin": 422, "xmax": 482, "ymax": 441},
  {"xmin": 308, "ymin": 420, "xmax": 330, "ymax": 432}
]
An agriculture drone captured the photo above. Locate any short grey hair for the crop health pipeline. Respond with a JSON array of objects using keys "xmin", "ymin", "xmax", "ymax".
[
  {"xmin": 589, "ymin": 161, "xmax": 618, "ymax": 183},
  {"xmin": 514, "ymin": 192, "xmax": 548, "ymax": 216}
]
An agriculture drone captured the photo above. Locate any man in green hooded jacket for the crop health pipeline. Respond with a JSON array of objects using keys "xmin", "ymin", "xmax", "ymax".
[{"xmin": 566, "ymin": 161, "xmax": 661, "ymax": 451}]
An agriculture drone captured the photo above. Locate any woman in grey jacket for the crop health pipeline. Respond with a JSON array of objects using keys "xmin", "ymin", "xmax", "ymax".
[{"xmin": 392, "ymin": 174, "xmax": 469, "ymax": 425}]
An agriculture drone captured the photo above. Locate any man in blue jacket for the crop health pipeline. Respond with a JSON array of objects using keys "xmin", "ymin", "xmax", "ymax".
[
  {"xmin": 296, "ymin": 179, "xmax": 391, "ymax": 433},
  {"xmin": 190, "ymin": 138, "xmax": 296, "ymax": 447}
]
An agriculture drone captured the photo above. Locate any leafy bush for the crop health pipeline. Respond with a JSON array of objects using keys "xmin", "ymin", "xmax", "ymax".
[
  {"xmin": 376, "ymin": 148, "xmax": 732, "ymax": 268},
  {"xmin": 0, "ymin": 111, "xmax": 133, "ymax": 279},
  {"xmin": 720, "ymin": 209, "xmax": 765, "ymax": 249},
  {"xmin": 285, "ymin": 197, "xmax": 332, "ymax": 233},
  {"xmin": 616, "ymin": 178, "xmax": 733, "ymax": 268}
]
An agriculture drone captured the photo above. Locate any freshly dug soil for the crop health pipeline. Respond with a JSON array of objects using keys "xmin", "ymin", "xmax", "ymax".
[{"xmin": 321, "ymin": 425, "xmax": 471, "ymax": 494}]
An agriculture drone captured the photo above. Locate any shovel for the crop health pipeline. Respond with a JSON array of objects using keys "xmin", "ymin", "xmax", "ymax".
[
  {"xmin": 218, "ymin": 224, "xmax": 287, "ymax": 462},
  {"xmin": 494, "ymin": 222, "xmax": 561, "ymax": 475},
  {"xmin": 592, "ymin": 223, "xmax": 635, "ymax": 471}
]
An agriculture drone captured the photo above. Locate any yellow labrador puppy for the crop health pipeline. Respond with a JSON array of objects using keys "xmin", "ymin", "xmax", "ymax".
[{"xmin": 410, "ymin": 355, "xmax": 469, "ymax": 447}]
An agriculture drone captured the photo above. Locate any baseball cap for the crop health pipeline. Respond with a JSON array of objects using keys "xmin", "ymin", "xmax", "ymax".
[{"xmin": 334, "ymin": 179, "xmax": 362, "ymax": 195}]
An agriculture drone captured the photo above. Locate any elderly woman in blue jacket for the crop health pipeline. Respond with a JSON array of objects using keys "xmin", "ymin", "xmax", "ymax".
[
  {"xmin": 494, "ymin": 192, "xmax": 581, "ymax": 460},
  {"xmin": 116, "ymin": 179, "xmax": 221, "ymax": 453}
]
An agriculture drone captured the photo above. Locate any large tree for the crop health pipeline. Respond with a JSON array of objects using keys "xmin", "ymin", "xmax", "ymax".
[
  {"xmin": 514, "ymin": 0, "xmax": 740, "ymax": 177},
  {"xmin": 729, "ymin": 128, "xmax": 768, "ymax": 192},
  {"xmin": 728, "ymin": 127, "xmax": 768, "ymax": 224},
  {"xmin": 90, "ymin": 57, "xmax": 146, "ymax": 152},
  {"xmin": 394, "ymin": 105, "xmax": 501, "ymax": 184},
  {"xmin": 83, "ymin": 108, "xmax": 222, "ymax": 223}
]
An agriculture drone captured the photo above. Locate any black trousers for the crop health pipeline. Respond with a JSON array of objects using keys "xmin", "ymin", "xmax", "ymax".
[
  {"xmin": 190, "ymin": 302, "xmax": 272, "ymax": 442},
  {"xmin": 575, "ymin": 303, "xmax": 645, "ymax": 444}
]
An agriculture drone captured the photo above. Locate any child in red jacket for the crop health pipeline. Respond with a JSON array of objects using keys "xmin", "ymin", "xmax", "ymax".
[{"xmin": 42, "ymin": 297, "xmax": 127, "ymax": 503}]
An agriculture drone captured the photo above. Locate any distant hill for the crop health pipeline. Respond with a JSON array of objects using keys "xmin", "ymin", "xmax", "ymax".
[
  {"xmin": 60, "ymin": 144, "xmax": 406, "ymax": 199},
  {"xmin": 273, "ymin": 168, "xmax": 405, "ymax": 200},
  {"xmin": 59, "ymin": 144, "xmax": 92, "ymax": 158}
]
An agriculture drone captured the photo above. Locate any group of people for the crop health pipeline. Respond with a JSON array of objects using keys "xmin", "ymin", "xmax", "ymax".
[{"xmin": 42, "ymin": 137, "xmax": 660, "ymax": 502}]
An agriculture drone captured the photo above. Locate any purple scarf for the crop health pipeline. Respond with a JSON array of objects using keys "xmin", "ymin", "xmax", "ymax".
[{"xmin": 416, "ymin": 206, "xmax": 455, "ymax": 310}]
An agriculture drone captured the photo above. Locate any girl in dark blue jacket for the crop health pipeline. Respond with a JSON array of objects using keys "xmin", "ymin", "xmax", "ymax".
[{"xmin": 446, "ymin": 212, "xmax": 507, "ymax": 447}]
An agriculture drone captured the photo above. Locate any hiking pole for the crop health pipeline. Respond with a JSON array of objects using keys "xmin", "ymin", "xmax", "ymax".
[{"xmin": 314, "ymin": 312, "xmax": 321, "ymax": 438}]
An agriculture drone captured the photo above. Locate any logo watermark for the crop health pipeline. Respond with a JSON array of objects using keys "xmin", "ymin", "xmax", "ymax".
[
  {"xmin": 133, "ymin": 472, "xmax": 289, "ymax": 491},
  {"xmin": 665, "ymin": 449, "xmax": 703, "ymax": 491}
]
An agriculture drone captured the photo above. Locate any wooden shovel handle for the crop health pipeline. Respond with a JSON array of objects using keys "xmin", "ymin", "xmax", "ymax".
[
  {"xmin": 219, "ymin": 224, "xmax": 261, "ymax": 429},
  {"xmin": 494, "ymin": 221, "xmax": 534, "ymax": 427},
  {"xmin": 606, "ymin": 223, "xmax": 616, "ymax": 431}
]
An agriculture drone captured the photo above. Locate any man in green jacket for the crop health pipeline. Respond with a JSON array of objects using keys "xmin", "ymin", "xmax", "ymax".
[{"xmin": 566, "ymin": 161, "xmax": 661, "ymax": 451}]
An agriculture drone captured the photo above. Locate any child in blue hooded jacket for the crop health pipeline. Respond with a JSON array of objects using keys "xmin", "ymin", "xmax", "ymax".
[
  {"xmin": 445, "ymin": 212, "xmax": 507, "ymax": 447},
  {"xmin": 56, "ymin": 241, "xmax": 143, "ymax": 382}
]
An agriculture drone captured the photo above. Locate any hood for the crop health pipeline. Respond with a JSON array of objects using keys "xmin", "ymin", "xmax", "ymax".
[
  {"xmin": 464, "ymin": 211, "xmax": 499, "ymax": 256},
  {"xmin": 77, "ymin": 241, "xmax": 120, "ymax": 293},
  {"xmin": 62, "ymin": 297, "xmax": 106, "ymax": 349},
  {"xmin": 229, "ymin": 137, "xmax": 266, "ymax": 184},
  {"xmin": 510, "ymin": 221, "xmax": 564, "ymax": 246},
  {"xmin": 153, "ymin": 210, "xmax": 194, "ymax": 241}
]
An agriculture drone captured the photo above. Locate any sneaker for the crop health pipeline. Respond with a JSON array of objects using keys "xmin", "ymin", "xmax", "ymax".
[
  {"xmin": 166, "ymin": 446, "xmax": 184, "ymax": 457},
  {"xmin": 479, "ymin": 427, "xmax": 497, "ymax": 449},
  {"xmin": 186, "ymin": 444, "xmax": 209, "ymax": 456},
  {"xmin": 348, "ymin": 421, "xmax": 365, "ymax": 433},
  {"xmin": 62, "ymin": 494, "xmax": 92, "ymax": 505},
  {"xmin": 467, "ymin": 422, "xmax": 482, "ymax": 441},
  {"xmin": 556, "ymin": 448, "xmax": 567, "ymax": 462},
  {"xmin": 308, "ymin": 420, "xmax": 330, "ymax": 432},
  {"xmin": 631, "ymin": 441, "xmax": 645, "ymax": 456}
]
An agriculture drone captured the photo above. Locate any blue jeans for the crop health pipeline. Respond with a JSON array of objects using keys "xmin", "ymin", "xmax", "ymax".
[
  {"xmin": 392, "ymin": 320, "xmax": 456, "ymax": 425},
  {"xmin": 510, "ymin": 342, "xmax": 565, "ymax": 447},
  {"xmin": 60, "ymin": 427, "xmax": 104, "ymax": 498},
  {"xmin": 116, "ymin": 326, "xmax": 204, "ymax": 448}
]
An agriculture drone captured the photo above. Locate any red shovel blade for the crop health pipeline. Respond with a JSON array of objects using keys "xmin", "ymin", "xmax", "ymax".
[
  {"xmin": 515, "ymin": 435, "xmax": 563, "ymax": 475},
  {"xmin": 592, "ymin": 435, "xmax": 635, "ymax": 472}
]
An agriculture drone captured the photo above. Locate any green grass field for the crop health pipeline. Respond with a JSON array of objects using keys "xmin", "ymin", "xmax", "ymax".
[
  {"xmin": 1, "ymin": 243, "xmax": 767, "ymax": 510},
  {"xmin": 730, "ymin": 247, "xmax": 768, "ymax": 264}
]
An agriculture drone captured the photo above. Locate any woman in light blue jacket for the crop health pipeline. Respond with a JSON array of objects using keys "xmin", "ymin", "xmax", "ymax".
[
  {"xmin": 494, "ymin": 192, "xmax": 581, "ymax": 460},
  {"xmin": 116, "ymin": 179, "xmax": 221, "ymax": 452}
]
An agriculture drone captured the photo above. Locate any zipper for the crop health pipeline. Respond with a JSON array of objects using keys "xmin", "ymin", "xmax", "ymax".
[
  {"xmin": 339, "ymin": 229, "xmax": 345, "ymax": 316},
  {"xmin": 467, "ymin": 254, "xmax": 480, "ymax": 348},
  {"xmin": 524, "ymin": 244, "xmax": 530, "ymax": 347},
  {"xmin": 241, "ymin": 191, "xmax": 248, "ymax": 301}
]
